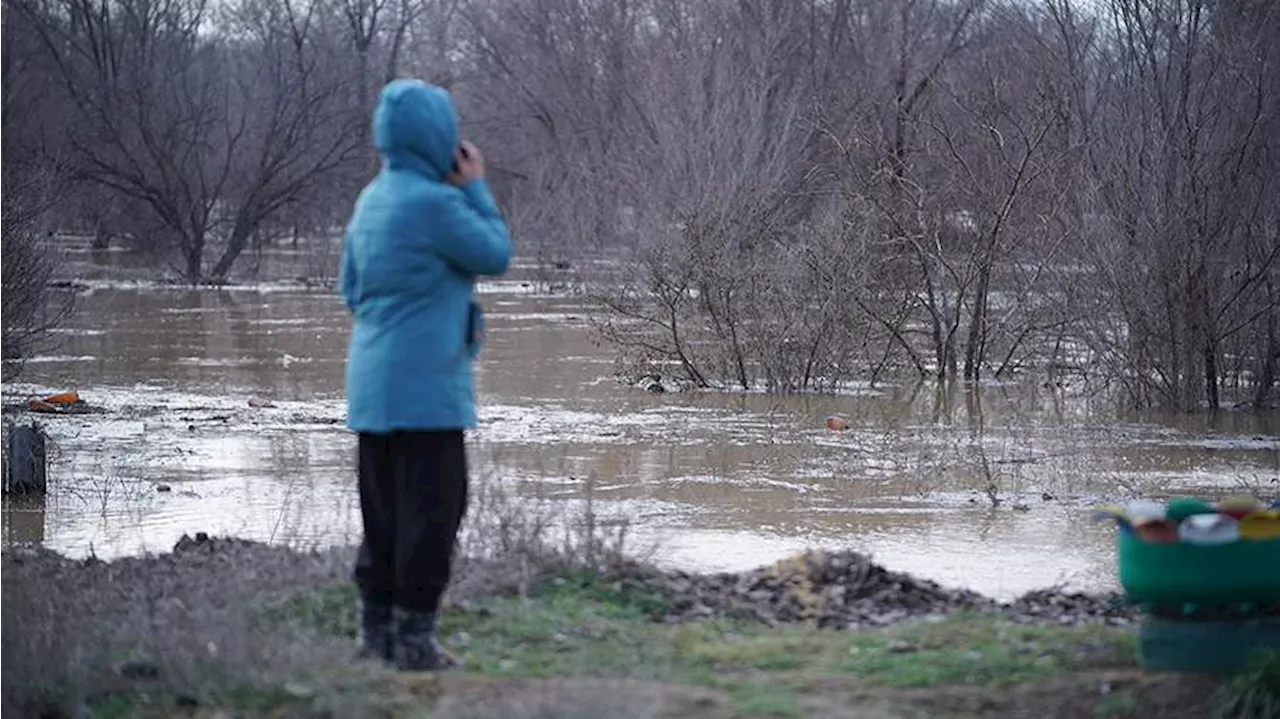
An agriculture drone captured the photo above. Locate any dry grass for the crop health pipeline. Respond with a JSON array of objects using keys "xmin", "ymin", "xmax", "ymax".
[
  {"xmin": 447, "ymin": 460, "xmax": 641, "ymax": 604},
  {"xmin": 1, "ymin": 540, "xmax": 354, "ymax": 716},
  {"xmin": 0, "ymin": 470, "xmax": 636, "ymax": 718}
]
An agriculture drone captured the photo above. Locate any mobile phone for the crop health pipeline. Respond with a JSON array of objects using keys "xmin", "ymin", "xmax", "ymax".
[{"xmin": 451, "ymin": 144, "xmax": 469, "ymax": 174}]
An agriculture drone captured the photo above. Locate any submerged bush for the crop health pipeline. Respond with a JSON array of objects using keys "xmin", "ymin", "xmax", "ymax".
[{"xmin": 1, "ymin": 163, "xmax": 69, "ymax": 380}]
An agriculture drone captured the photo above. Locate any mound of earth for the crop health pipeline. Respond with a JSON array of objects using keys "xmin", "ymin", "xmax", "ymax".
[
  {"xmin": 5, "ymin": 536, "xmax": 1135, "ymax": 627},
  {"xmin": 602, "ymin": 550, "xmax": 1134, "ymax": 628}
]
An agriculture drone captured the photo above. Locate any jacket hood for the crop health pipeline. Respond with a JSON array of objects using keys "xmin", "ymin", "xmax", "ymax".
[{"xmin": 371, "ymin": 79, "xmax": 458, "ymax": 181}]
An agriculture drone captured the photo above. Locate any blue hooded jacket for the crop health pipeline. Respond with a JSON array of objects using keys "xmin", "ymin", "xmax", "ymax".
[{"xmin": 340, "ymin": 79, "xmax": 512, "ymax": 433}]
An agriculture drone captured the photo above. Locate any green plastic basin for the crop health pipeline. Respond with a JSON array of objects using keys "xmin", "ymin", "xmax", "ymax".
[
  {"xmin": 1117, "ymin": 532, "xmax": 1280, "ymax": 605},
  {"xmin": 1139, "ymin": 616, "xmax": 1280, "ymax": 674}
]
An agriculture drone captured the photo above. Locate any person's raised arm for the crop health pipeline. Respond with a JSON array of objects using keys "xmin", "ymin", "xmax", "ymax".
[{"xmin": 434, "ymin": 141, "xmax": 512, "ymax": 277}]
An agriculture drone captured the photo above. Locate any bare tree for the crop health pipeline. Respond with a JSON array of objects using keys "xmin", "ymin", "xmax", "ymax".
[
  {"xmin": 814, "ymin": 0, "xmax": 992, "ymax": 382},
  {"xmin": 589, "ymin": 0, "xmax": 843, "ymax": 391},
  {"xmin": 934, "ymin": 7, "xmax": 1080, "ymax": 382},
  {"xmin": 207, "ymin": 0, "xmax": 368, "ymax": 278},
  {"xmin": 454, "ymin": 0, "xmax": 649, "ymax": 266},
  {"xmin": 16, "ymin": 0, "xmax": 366, "ymax": 282},
  {"xmin": 10, "ymin": 0, "xmax": 1273, "ymax": 409},
  {"xmin": 435, "ymin": 0, "xmax": 1279, "ymax": 407},
  {"xmin": 2, "ymin": 3, "xmax": 73, "ymax": 377},
  {"xmin": 1071, "ymin": 0, "xmax": 1280, "ymax": 410}
]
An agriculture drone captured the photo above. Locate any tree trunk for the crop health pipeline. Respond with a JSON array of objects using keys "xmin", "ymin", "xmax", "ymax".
[
  {"xmin": 1203, "ymin": 338, "xmax": 1219, "ymax": 411},
  {"xmin": 945, "ymin": 329, "xmax": 958, "ymax": 380},
  {"xmin": 1255, "ymin": 303, "xmax": 1277, "ymax": 407},
  {"xmin": 724, "ymin": 296, "xmax": 749, "ymax": 390},
  {"xmin": 357, "ymin": 49, "xmax": 372, "ymax": 114},
  {"xmin": 965, "ymin": 383, "xmax": 985, "ymax": 435},
  {"xmin": 91, "ymin": 219, "xmax": 111, "ymax": 250},
  {"xmin": 964, "ymin": 263, "xmax": 992, "ymax": 381},
  {"xmin": 929, "ymin": 309, "xmax": 945, "ymax": 379},
  {"xmin": 920, "ymin": 265, "xmax": 949, "ymax": 380},
  {"xmin": 385, "ymin": 5, "xmax": 410, "ymax": 84},
  {"xmin": 184, "ymin": 240, "xmax": 204, "ymax": 283},
  {"xmin": 210, "ymin": 220, "xmax": 255, "ymax": 280}
]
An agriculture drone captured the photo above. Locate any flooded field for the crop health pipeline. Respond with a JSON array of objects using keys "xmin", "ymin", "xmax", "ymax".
[{"xmin": 3, "ymin": 242, "xmax": 1278, "ymax": 600}]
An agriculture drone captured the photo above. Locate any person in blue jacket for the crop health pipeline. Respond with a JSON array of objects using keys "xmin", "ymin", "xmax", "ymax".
[{"xmin": 339, "ymin": 78, "xmax": 512, "ymax": 671}]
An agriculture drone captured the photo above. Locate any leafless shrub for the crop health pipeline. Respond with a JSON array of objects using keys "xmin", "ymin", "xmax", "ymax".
[
  {"xmin": 449, "ymin": 456, "xmax": 640, "ymax": 603},
  {"xmin": 0, "ymin": 540, "xmax": 359, "ymax": 717},
  {"xmin": 3, "ymin": 5, "xmax": 73, "ymax": 371},
  {"xmin": 9, "ymin": 0, "xmax": 369, "ymax": 283},
  {"xmin": 449, "ymin": 0, "xmax": 1278, "ymax": 412},
  {"xmin": 0, "ymin": 166, "xmax": 72, "ymax": 380}
]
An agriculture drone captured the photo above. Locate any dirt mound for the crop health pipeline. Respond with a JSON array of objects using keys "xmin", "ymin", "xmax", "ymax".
[
  {"xmin": 604, "ymin": 550, "xmax": 1134, "ymax": 628},
  {"xmin": 1004, "ymin": 589, "xmax": 1135, "ymax": 626},
  {"xmin": 172, "ymin": 531, "xmax": 258, "ymax": 554},
  {"xmin": 608, "ymin": 550, "xmax": 995, "ymax": 627},
  {"xmin": 4, "ymin": 539, "xmax": 1134, "ymax": 628},
  {"xmin": 2, "ymin": 533, "xmax": 350, "ymax": 591}
]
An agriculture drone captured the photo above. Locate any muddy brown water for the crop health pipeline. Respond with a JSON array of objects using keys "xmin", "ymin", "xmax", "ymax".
[{"xmin": 3, "ymin": 241, "xmax": 1278, "ymax": 600}]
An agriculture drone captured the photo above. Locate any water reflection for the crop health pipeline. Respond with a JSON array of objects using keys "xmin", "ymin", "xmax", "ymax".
[{"xmin": 3, "ymin": 494, "xmax": 46, "ymax": 545}]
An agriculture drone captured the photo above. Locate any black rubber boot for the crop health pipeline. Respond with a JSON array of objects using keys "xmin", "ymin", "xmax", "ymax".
[
  {"xmin": 355, "ymin": 595, "xmax": 394, "ymax": 662},
  {"xmin": 392, "ymin": 606, "xmax": 459, "ymax": 671}
]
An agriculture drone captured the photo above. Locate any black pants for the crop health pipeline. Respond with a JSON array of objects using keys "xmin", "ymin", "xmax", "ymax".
[{"xmin": 353, "ymin": 430, "xmax": 469, "ymax": 614}]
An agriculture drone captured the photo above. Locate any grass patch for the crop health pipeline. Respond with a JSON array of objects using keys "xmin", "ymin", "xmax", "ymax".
[
  {"xmin": 1212, "ymin": 648, "xmax": 1280, "ymax": 719},
  {"xmin": 1093, "ymin": 691, "xmax": 1140, "ymax": 718},
  {"xmin": 729, "ymin": 682, "xmax": 803, "ymax": 717},
  {"xmin": 77, "ymin": 670, "xmax": 411, "ymax": 719},
  {"xmin": 57, "ymin": 565, "xmax": 1141, "ymax": 716},
  {"xmin": 438, "ymin": 576, "xmax": 682, "ymax": 680},
  {"xmin": 278, "ymin": 577, "xmax": 1137, "ymax": 696},
  {"xmin": 683, "ymin": 613, "xmax": 1134, "ymax": 689},
  {"xmin": 837, "ymin": 614, "xmax": 1135, "ymax": 687},
  {"xmin": 79, "ymin": 684, "xmax": 294, "ymax": 719},
  {"xmin": 262, "ymin": 580, "xmax": 359, "ymax": 638}
]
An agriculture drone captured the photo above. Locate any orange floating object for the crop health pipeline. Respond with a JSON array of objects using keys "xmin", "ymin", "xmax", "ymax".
[
  {"xmin": 27, "ymin": 399, "xmax": 58, "ymax": 413},
  {"xmin": 43, "ymin": 391, "xmax": 80, "ymax": 405},
  {"xmin": 825, "ymin": 416, "xmax": 849, "ymax": 431}
]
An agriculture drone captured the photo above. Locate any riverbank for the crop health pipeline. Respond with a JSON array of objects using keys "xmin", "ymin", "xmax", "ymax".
[{"xmin": 6, "ymin": 535, "xmax": 1272, "ymax": 718}]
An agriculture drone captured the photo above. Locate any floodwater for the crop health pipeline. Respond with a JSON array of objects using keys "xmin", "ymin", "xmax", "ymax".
[{"xmin": 3, "ymin": 241, "xmax": 1278, "ymax": 600}]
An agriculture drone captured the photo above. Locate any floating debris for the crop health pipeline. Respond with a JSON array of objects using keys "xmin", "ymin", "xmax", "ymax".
[
  {"xmin": 824, "ymin": 416, "xmax": 849, "ymax": 431},
  {"xmin": 25, "ymin": 390, "xmax": 100, "ymax": 415}
]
